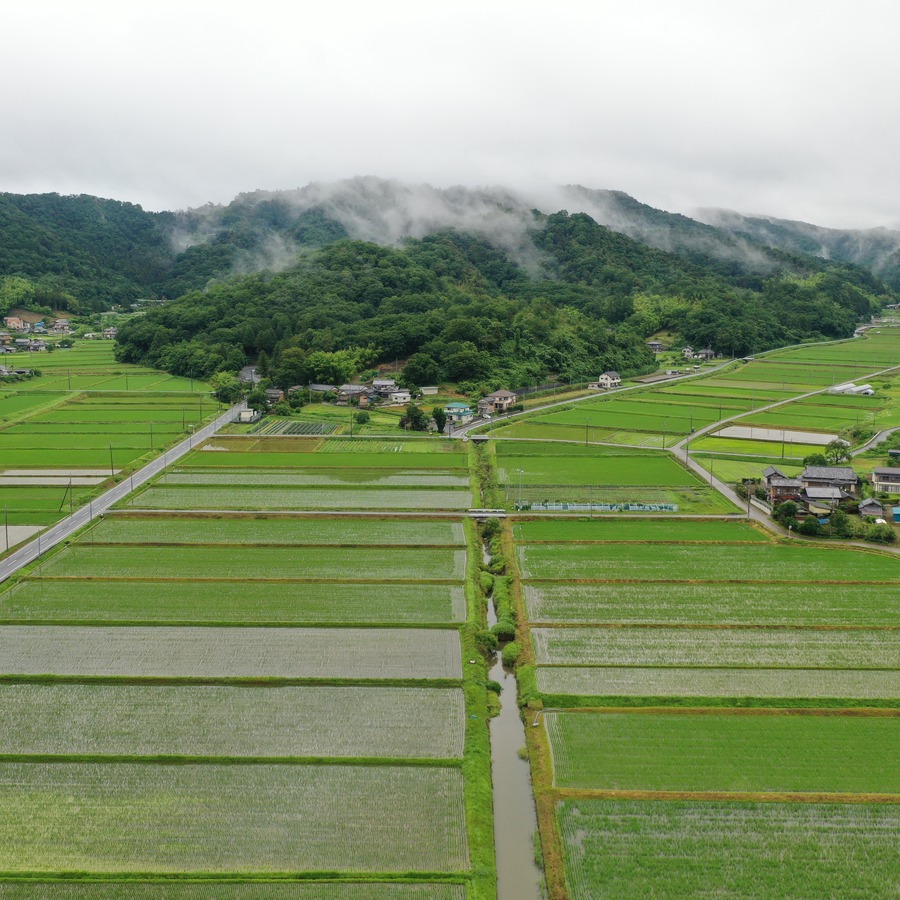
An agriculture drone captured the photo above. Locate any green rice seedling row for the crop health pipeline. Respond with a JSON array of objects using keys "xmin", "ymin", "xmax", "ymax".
[
  {"xmin": 86, "ymin": 516, "xmax": 466, "ymax": 546},
  {"xmin": 544, "ymin": 711, "xmax": 900, "ymax": 792},
  {"xmin": 687, "ymin": 436, "xmax": 822, "ymax": 458},
  {"xmin": 38, "ymin": 545, "xmax": 467, "ymax": 581},
  {"xmin": 3, "ymin": 580, "xmax": 467, "ymax": 625},
  {"xmin": 513, "ymin": 518, "xmax": 768, "ymax": 542},
  {"xmin": 530, "ymin": 626, "xmax": 900, "ymax": 669},
  {"xmin": 535, "ymin": 665, "xmax": 900, "ymax": 700},
  {"xmin": 164, "ymin": 470, "xmax": 471, "ymax": 487},
  {"xmin": 0, "ymin": 625, "xmax": 463, "ymax": 679},
  {"xmin": 0, "ymin": 885, "xmax": 467, "ymax": 899},
  {"xmin": 0, "ymin": 762, "xmax": 469, "ymax": 874},
  {"xmin": 692, "ymin": 457, "xmax": 802, "ymax": 482},
  {"xmin": 516, "ymin": 542, "xmax": 899, "ymax": 582},
  {"xmin": 187, "ymin": 449, "xmax": 468, "ymax": 469},
  {"xmin": 557, "ymin": 799, "xmax": 900, "ymax": 899},
  {"xmin": 523, "ymin": 582, "xmax": 896, "ymax": 627},
  {"xmin": 0, "ymin": 392, "xmax": 67, "ymax": 419},
  {"xmin": 129, "ymin": 485, "xmax": 473, "ymax": 511},
  {"xmin": 0, "ymin": 683, "xmax": 466, "ymax": 759},
  {"xmin": 497, "ymin": 454, "xmax": 698, "ymax": 487}
]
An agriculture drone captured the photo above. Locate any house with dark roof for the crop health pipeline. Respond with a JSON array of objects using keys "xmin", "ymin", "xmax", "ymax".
[
  {"xmin": 589, "ymin": 371, "xmax": 621, "ymax": 390},
  {"xmin": 859, "ymin": 497, "xmax": 885, "ymax": 517},
  {"xmin": 800, "ymin": 465, "xmax": 859, "ymax": 498},
  {"xmin": 871, "ymin": 467, "xmax": 900, "ymax": 494}
]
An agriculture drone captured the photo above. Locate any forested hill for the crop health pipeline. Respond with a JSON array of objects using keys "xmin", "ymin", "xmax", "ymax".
[
  {"xmin": 0, "ymin": 183, "xmax": 895, "ymax": 390},
  {"xmin": 699, "ymin": 208, "xmax": 900, "ymax": 292},
  {"xmin": 0, "ymin": 192, "xmax": 173, "ymax": 309},
  {"xmin": 114, "ymin": 211, "xmax": 893, "ymax": 390}
]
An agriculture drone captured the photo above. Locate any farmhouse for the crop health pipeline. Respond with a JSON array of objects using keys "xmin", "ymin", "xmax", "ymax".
[
  {"xmin": 646, "ymin": 340, "xmax": 664, "ymax": 352},
  {"xmin": 51, "ymin": 319, "xmax": 70, "ymax": 334},
  {"xmin": 859, "ymin": 497, "xmax": 885, "ymax": 517},
  {"xmin": 681, "ymin": 346, "xmax": 694, "ymax": 359},
  {"xmin": 800, "ymin": 465, "xmax": 859, "ymax": 498},
  {"xmin": 802, "ymin": 486, "xmax": 847, "ymax": 508},
  {"xmin": 372, "ymin": 378, "xmax": 397, "ymax": 396},
  {"xmin": 589, "ymin": 371, "xmax": 621, "ymax": 390},
  {"xmin": 307, "ymin": 383, "xmax": 337, "ymax": 394},
  {"xmin": 763, "ymin": 467, "xmax": 802, "ymax": 503},
  {"xmin": 3, "ymin": 317, "xmax": 26, "ymax": 332},
  {"xmin": 481, "ymin": 389, "xmax": 517, "ymax": 413},
  {"xmin": 871, "ymin": 467, "xmax": 900, "ymax": 494},
  {"xmin": 445, "ymin": 401, "xmax": 474, "ymax": 425},
  {"xmin": 387, "ymin": 389, "xmax": 412, "ymax": 404},
  {"xmin": 265, "ymin": 388, "xmax": 285, "ymax": 405},
  {"xmin": 696, "ymin": 348, "xmax": 716, "ymax": 360},
  {"xmin": 102, "ymin": 327, "xmax": 118, "ymax": 339}
]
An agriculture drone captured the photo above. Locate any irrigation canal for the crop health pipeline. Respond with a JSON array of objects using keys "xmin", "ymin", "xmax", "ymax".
[{"xmin": 485, "ymin": 548, "xmax": 543, "ymax": 899}]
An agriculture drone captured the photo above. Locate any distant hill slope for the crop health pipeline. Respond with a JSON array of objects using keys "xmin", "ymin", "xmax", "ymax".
[
  {"xmin": 698, "ymin": 208, "xmax": 900, "ymax": 291},
  {"xmin": 0, "ymin": 192, "xmax": 173, "ymax": 309}
]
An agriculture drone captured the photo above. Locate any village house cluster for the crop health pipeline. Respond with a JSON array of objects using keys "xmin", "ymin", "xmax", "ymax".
[{"xmin": 763, "ymin": 464, "xmax": 900, "ymax": 522}]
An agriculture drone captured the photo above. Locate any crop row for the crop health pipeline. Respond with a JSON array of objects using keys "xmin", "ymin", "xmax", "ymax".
[
  {"xmin": 530, "ymin": 625, "xmax": 900, "ymax": 669},
  {"xmin": 0, "ymin": 625, "xmax": 464, "ymax": 679},
  {"xmin": 86, "ymin": 516, "xmax": 467, "ymax": 546},
  {"xmin": 129, "ymin": 485, "xmax": 473, "ymax": 511},
  {"xmin": 545, "ymin": 711, "xmax": 900, "ymax": 792},
  {"xmin": 3, "ymin": 580, "xmax": 467, "ymax": 625},
  {"xmin": 0, "ymin": 762, "xmax": 469, "ymax": 873},
  {"xmin": 0, "ymin": 683, "xmax": 466, "ymax": 759},
  {"xmin": 558, "ymin": 799, "xmax": 900, "ymax": 899},
  {"xmin": 523, "ymin": 581, "xmax": 896, "ymax": 627},
  {"xmin": 516, "ymin": 541, "xmax": 898, "ymax": 582},
  {"xmin": 39, "ymin": 545, "xmax": 467, "ymax": 581},
  {"xmin": 535, "ymin": 666, "xmax": 900, "ymax": 699}
]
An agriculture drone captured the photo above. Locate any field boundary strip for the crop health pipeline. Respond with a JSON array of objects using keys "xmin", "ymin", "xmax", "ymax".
[{"xmin": 546, "ymin": 788, "xmax": 900, "ymax": 803}]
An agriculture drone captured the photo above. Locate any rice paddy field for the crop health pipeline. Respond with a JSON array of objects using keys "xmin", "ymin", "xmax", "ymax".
[
  {"xmin": 0, "ymin": 762, "xmax": 470, "ymax": 873},
  {"xmin": 557, "ymin": 799, "xmax": 900, "ymax": 899},
  {"xmin": 124, "ymin": 436, "xmax": 476, "ymax": 512},
  {"xmin": 499, "ymin": 337, "xmax": 900, "ymax": 898},
  {"xmin": 491, "ymin": 329, "xmax": 900, "ymax": 460},
  {"xmin": 0, "ymin": 342, "xmax": 214, "ymax": 531},
  {"xmin": 0, "ymin": 408, "xmax": 489, "ymax": 893},
  {"xmin": 0, "ymin": 887, "xmax": 467, "ymax": 899},
  {"xmin": 491, "ymin": 441, "xmax": 734, "ymax": 514},
  {"xmin": 545, "ymin": 710, "xmax": 900, "ymax": 792}
]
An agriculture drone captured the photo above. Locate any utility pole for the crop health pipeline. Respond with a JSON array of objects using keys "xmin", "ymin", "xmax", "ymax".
[
  {"xmin": 3, "ymin": 506, "xmax": 8, "ymax": 553},
  {"xmin": 108, "ymin": 444, "xmax": 114, "ymax": 477}
]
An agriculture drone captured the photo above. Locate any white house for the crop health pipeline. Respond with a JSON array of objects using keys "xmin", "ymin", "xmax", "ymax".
[
  {"xmin": 681, "ymin": 346, "xmax": 694, "ymax": 359},
  {"xmin": 388, "ymin": 389, "xmax": 412, "ymax": 404},
  {"xmin": 589, "ymin": 371, "xmax": 621, "ymax": 390}
]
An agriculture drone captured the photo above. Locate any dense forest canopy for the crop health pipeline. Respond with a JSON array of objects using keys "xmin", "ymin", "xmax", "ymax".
[
  {"xmin": 115, "ymin": 212, "xmax": 891, "ymax": 389},
  {"xmin": 0, "ymin": 184, "xmax": 894, "ymax": 389}
]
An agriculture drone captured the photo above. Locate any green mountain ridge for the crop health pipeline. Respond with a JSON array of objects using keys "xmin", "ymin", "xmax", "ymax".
[{"xmin": 0, "ymin": 182, "xmax": 894, "ymax": 390}]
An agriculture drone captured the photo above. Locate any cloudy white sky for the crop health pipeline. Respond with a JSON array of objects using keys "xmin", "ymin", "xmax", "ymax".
[{"xmin": 2, "ymin": 0, "xmax": 897, "ymax": 228}]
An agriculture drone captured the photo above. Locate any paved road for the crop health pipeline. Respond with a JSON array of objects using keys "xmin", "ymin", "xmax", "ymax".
[
  {"xmin": 852, "ymin": 426, "xmax": 900, "ymax": 456},
  {"xmin": 453, "ymin": 360, "xmax": 736, "ymax": 437},
  {"xmin": 0, "ymin": 402, "xmax": 243, "ymax": 583}
]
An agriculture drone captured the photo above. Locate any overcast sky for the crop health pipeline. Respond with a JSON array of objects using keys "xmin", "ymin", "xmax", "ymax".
[{"xmin": 2, "ymin": 0, "xmax": 898, "ymax": 228}]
